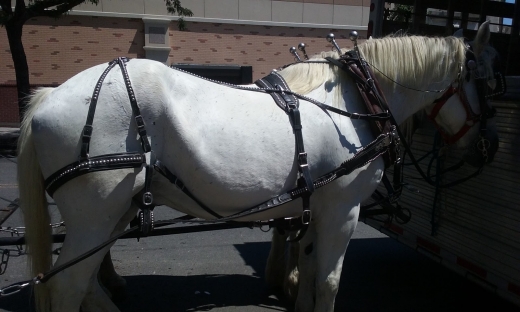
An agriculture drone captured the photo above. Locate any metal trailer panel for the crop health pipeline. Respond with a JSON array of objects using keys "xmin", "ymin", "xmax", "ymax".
[{"xmin": 363, "ymin": 77, "xmax": 520, "ymax": 306}]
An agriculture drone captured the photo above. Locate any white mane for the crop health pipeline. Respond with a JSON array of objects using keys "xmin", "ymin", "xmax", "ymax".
[
  {"xmin": 359, "ymin": 35, "xmax": 467, "ymax": 91},
  {"xmin": 278, "ymin": 35, "xmax": 469, "ymax": 97}
]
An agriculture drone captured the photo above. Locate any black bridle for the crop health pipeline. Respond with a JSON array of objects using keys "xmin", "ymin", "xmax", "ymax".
[{"xmin": 362, "ymin": 42, "xmax": 505, "ymax": 189}]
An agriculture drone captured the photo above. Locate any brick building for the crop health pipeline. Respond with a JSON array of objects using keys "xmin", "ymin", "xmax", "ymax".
[{"xmin": 0, "ymin": 0, "xmax": 369, "ymax": 125}]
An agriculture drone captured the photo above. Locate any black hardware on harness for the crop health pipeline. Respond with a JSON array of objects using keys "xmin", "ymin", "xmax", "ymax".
[{"xmin": 137, "ymin": 164, "xmax": 155, "ymax": 237}]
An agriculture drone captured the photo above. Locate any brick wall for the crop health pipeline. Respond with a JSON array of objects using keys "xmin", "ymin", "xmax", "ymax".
[
  {"xmin": 0, "ymin": 15, "xmax": 145, "ymax": 85},
  {"xmin": 0, "ymin": 84, "xmax": 59, "ymax": 125},
  {"xmin": 1, "ymin": 15, "xmax": 145, "ymax": 124},
  {"xmin": 168, "ymin": 22, "xmax": 364, "ymax": 80},
  {"xmin": 0, "ymin": 85, "xmax": 19, "ymax": 125},
  {"xmin": 0, "ymin": 14, "xmax": 366, "ymax": 123}
]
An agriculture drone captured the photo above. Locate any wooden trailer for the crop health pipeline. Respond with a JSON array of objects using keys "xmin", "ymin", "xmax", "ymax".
[{"xmin": 366, "ymin": 0, "xmax": 520, "ymax": 305}]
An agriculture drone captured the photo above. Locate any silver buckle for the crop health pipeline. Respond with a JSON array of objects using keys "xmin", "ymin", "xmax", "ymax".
[
  {"xmin": 298, "ymin": 152, "xmax": 308, "ymax": 168},
  {"xmin": 302, "ymin": 210, "xmax": 311, "ymax": 225},
  {"xmin": 143, "ymin": 191, "xmax": 153, "ymax": 206}
]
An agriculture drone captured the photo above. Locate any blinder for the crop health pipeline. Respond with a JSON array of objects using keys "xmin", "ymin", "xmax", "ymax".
[{"xmin": 465, "ymin": 46, "xmax": 506, "ymax": 99}]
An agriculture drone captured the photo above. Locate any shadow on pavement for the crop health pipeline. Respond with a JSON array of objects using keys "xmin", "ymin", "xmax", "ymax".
[
  {"xmin": 0, "ymin": 287, "xmax": 33, "ymax": 312},
  {"xmin": 1, "ymin": 238, "xmax": 520, "ymax": 312},
  {"xmin": 116, "ymin": 274, "xmax": 285, "ymax": 312},
  {"xmin": 338, "ymin": 238, "xmax": 520, "ymax": 312}
]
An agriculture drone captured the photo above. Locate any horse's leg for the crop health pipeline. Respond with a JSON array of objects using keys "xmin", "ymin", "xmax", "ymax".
[
  {"xmin": 283, "ymin": 232, "xmax": 301, "ymax": 303},
  {"xmin": 97, "ymin": 202, "xmax": 139, "ymax": 300},
  {"xmin": 48, "ymin": 228, "xmax": 121, "ymax": 312},
  {"xmin": 294, "ymin": 223, "xmax": 318, "ymax": 312},
  {"xmin": 265, "ymin": 229, "xmax": 289, "ymax": 293},
  {"xmin": 266, "ymin": 229, "xmax": 301, "ymax": 305},
  {"xmin": 98, "ymin": 251, "xmax": 126, "ymax": 298},
  {"xmin": 312, "ymin": 204, "xmax": 359, "ymax": 312},
  {"xmin": 48, "ymin": 176, "xmax": 136, "ymax": 312}
]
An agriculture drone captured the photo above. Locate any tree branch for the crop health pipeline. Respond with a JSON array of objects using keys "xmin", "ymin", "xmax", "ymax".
[
  {"xmin": 25, "ymin": 0, "xmax": 87, "ymax": 19},
  {"xmin": 164, "ymin": 0, "xmax": 193, "ymax": 30}
]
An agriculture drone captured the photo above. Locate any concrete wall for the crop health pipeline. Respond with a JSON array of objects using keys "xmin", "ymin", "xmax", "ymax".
[{"xmin": 73, "ymin": 0, "xmax": 371, "ymax": 27}]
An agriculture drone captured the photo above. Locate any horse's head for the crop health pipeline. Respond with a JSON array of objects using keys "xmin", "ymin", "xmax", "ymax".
[{"xmin": 426, "ymin": 21, "xmax": 504, "ymax": 167}]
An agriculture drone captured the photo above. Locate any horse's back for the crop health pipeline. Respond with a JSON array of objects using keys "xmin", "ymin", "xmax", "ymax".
[{"xmin": 28, "ymin": 57, "xmax": 382, "ymax": 217}]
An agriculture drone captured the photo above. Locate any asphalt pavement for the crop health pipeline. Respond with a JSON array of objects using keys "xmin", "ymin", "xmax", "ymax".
[{"xmin": 0, "ymin": 137, "xmax": 519, "ymax": 311}]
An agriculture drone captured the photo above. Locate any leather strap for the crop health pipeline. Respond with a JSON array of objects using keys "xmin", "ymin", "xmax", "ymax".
[
  {"xmin": 326, "ymin": 55, "xmax": 398, "ymax": 166},
  {"xmin": 254, "ymin": 74, "xmax": 289, "ymax": 111},
  {"xmin": 47, "ymin": 58, "xmax": 153, "ymax": 198},
  {"xmin": 255, "ymin": 73, "xmax": 314, "ymax": 192},
  {"xmin": 153, "ymin": 160, "xmax": 223, "ymax": 219},
  {"xmin": 45, "ymin": 152, "xmax": 146, "ymax": 197},
  {"xmin": 142, "ymin": 165, "xmax": 154, "ymax": 206},
  {"xmin": 116, "ymin": 58, "xmax": 151, "ymax": 153},
  {"xmin": 80, "ymin": 59, "xmax": 119, "ymax": 160},
  {"xmin": 256, "ymin": 72, "xmax": 314, "ymax": 227}
]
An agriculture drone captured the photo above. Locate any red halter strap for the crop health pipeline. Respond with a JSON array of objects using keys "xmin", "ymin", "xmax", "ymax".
[{"xmin": 428, "ymin": 84, "xmax": 481, "ymax": 145}]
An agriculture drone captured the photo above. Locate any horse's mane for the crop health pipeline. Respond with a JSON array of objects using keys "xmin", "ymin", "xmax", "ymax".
[
  {"xmin": 359, "ymin": 35, "xmax": 466, "ymax": 90},
  {"xmin": 278, "ymin": 35, "xmax": 468, "ymax": 96}
]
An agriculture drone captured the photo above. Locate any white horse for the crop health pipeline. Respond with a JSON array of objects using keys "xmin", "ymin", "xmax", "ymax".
[
  {"xmin": 18, "ymin": 22, "xmax": 498, "ymax": 312},
  {"xmin": 264, "ymin": 23, "xmax": 503, "ymax": 305}
]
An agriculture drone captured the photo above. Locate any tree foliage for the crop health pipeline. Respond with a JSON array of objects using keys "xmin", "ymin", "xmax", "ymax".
[
  {"xmin": 0, "ymin": 0, "xmax": 192, "ymax": 121},
  {"xmin": 388, "ymin": 4, "xmax": 413, "ymax": 23}
]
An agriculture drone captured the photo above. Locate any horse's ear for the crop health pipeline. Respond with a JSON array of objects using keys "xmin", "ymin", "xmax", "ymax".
[
  {"xmin": 453, "ymin": 28, "xmax": 464, "ymax": 38},
  {"xmin": 473, "ymin": 21, "xmax": 491, "ymax": 56}
]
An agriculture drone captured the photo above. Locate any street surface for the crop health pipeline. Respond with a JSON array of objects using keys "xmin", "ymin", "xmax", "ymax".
[{"xmin": 1, "ymin": 155, "xmax": 519, "ymax": 312}]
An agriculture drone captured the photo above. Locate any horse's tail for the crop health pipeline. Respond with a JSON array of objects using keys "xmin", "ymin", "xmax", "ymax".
[{"xmin": 17, "ymin": 87, "xmax": 54, "ymax": 312}]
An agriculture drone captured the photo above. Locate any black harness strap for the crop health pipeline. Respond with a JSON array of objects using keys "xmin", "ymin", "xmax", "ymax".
[
  {"xmin": 256, "ymin": 73, "xmax": 313, "ymax": 237},
  {"xmin": 256, "ymin": 73, "xmax": 315, "ymax": 194},
  {"xmin": 46, "ymin": 58, "xmax": 153, "ymax": 206},
  {"xmin": 254, "ymin": 73, "xmax": 290, "ymax": 111},
  {"xmin": 187, "ymin": 131, "xmax": 396, "ymax": 223},
  {"xmin": 80, "ymin": 59, "xmax": 118, "ymax": 160},
  {"xmin": 116, "ymin": 58, "xmax": 151, "ymax": 153},
  {"xmin": 45, "ymin": 153, "xmax": 145, "ymax": 197},
  {"xmin": 131, "ymin": 132, "xmax": 396, "ymax": 230},
  {"xmin": 325, "ymin": 54, "xmax": 406, "ymax": 221},
  {"xmin": 136, "ymin": 164, "xmax": 156, "ymax": 236},
  {"xmin": 326, "ymin": 54, "xmax": 400, "ymax": 166},
  {"xmin": 79, "ymin": 57, "xmax": 150, "ymax": 158},
  {"xmin": 153, "ymin": 160, "xmax": 223, "ymax": 219}
]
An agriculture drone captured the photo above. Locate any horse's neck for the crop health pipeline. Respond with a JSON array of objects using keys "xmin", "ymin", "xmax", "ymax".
[
  {"xmin": 360, "ymin": 37, "xmax": 463, "ymax": 126},
  {"xmin": 375, "ymin": 68, "xmax": 454, "ymax": 126}
]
